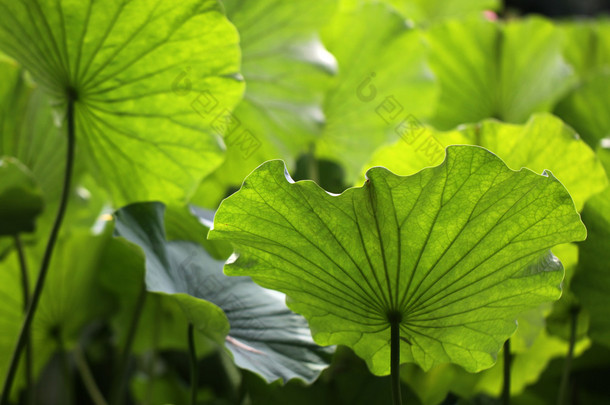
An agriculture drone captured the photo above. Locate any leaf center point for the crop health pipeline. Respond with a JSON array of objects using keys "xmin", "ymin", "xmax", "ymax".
[
  {"xmin": 386, "ymin": 310, "xmax": 403, "ymax": 326},
  {"xmin": 66, "ymin": 85, "xmax": 79, "ymax": 102}
]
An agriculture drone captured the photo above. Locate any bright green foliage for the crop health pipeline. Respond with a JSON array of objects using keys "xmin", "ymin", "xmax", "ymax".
[
  {"xmin": 0, "ymin": 0, "xmax": 243, "ymax": 205},
  {"xmin": 210, "ymin": 145, "xmax": 586, "ymax": 375},
  {"xmin": 366, "ymin": 114, "xmax": 606, "ymax": 365},
  {"xmin": 426, "ymin": 16, "xmax": 574, "ymax": 129},
  {"xmin": 1, "ymin": 2, "xmax": 610, "ymax": 403},
  {"xmin": 112, "ymin": 202, "xmax": 332, "ymax": 383},
  {"xmin": 192, "ymin": 0, "xmax": 337, "ymax": 207},
  {"xmin": 316, "ymin": 0, "xmax": 438, "ymax": 181},
  {"xmin": 366, "ymin": 112, "xmax": 606, "ymax": 354},
  {"xmin": 0, "ymin": 157, "xmax": 43, "ymax": 235},
  {"xmin": 366, "ymin": 113, "xmax": 607, "ymax": 211}
]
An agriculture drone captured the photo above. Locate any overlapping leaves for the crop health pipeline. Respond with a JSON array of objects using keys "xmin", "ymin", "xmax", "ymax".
[
  {"xmin": 366, "ymin": 113, "xmax": 607, "ymax": 211},
  {"xmin": 192, "ymin": 0, "xmax": 337, "ymax": 207},
  {"xmin": 316, "ymin": 0, "xmax": 438, "ymax": 182},
  {"xmin": 426, "ymin": 15, "xmax": 574, "ymax": 129},
  {"xmin": 112, "ymin": 202, "xmax": 332, "ymax": 383},
  {"xmin": 210, "ymin": 145, "xmax": 586, "ymax": 375}
]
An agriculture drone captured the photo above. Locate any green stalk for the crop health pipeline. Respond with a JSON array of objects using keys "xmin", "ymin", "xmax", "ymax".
[
  {"xmin": 14, "ymin": 235, "xmax": 32, "ymax": 405},
  {"xmin": 502, "ymin": 339, "xmax": 511, "ymax": 405},
  {"xmin": 188, "ymin": 323, "xmax": 198, "ymax": 405},
  {"xmin": 74, "ymin": 344, "xmax": 109, "ymax": 405},
  {"xmin": 390, "ymin": 319, "xmax": 402, "ymax": 405},
  {"xmin": 558, "ymin": 307, "xmax": 579, "ymax": 405},
  {"xmin": 1, "ymin": 97, "xmax": 76, "ymax": 405},
  {"xmin": 111, "ymin": 283, "xmax": 147, "ymax": 405}
]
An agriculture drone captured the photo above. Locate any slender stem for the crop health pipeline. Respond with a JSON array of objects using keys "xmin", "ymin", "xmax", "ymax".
[
  {"xmin": 558, "ymin": 307, "xmax": 579, "ymax": 405},
  {"xmin": 74, "ymin": 345, "xmax": 109, "ymax": 405},
  {"xmin": 14, "ymin": 235, "xmax": 32, "ymax": 405},
  {"xmin": 502, "ymin": 339, "xmax": 511, "ymax": 405},
  {"xmin": 110, "ymin": 283, "xmax": 147, "ymax": 405},
  {"xmin": 188, "ymin": 323, "xmax": 198, "ymax": 405},
  {"xmin": 390, "ymin": 320, "xmax": 402, "ymax": 405},
  {"xmin": 1, "ymin": 98, "xmax": 76, "ymax": 405}
]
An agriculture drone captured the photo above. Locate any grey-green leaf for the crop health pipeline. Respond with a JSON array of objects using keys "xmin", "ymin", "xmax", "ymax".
[
  {"xmin": 210, "ymin": 145, "xmax": 586, "ymax": 375},
  {"xmin": 114, "ymin": 202, "xmax": 332, "ymax": 383}
]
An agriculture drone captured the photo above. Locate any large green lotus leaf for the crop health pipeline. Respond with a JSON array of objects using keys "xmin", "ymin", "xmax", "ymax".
[
  {"xmin": 365, "ymin": 114, "xmax": 605, "ymax": 345},
  {"xmin": 315, "ymin": 0, "xmax": 438, "ymax": 182},
  {"xmin": 0, "ymin": 157, "xmax": 44, "ymax": 235},
  {"xmin": 190, "ymin": 0, "xmax": 337, "ymax": 206},
  {"xmin": 0, "ymin": 226, "xmax": 113, "ymax": 395},
  {"xmin": 0, "ymin": 0, "xmax": 243, "ymax": 205},
  {"xmin": 426, "ymin": 16, "xmax": 575, "ymax": 130},
  {"xmin": 554, "ymin": 73, "xmax": 610, "ymax": 147},
  {"xmin": 365, "ymin": 114, "xmax": 607, "ymax": 211},
  {"xmin": 382, "ymin": 0, "xmax": 499, "ymax": 24},
  {"xmin": 210, "ymin": 145, "xmax": 586, "ymax": 375},
  {"xmin": 113, "ymin": 202, "xmax": 332, "ymax": 383}
]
